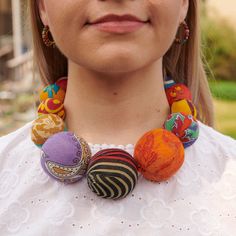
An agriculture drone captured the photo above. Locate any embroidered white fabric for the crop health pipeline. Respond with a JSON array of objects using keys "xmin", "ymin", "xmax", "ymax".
[{"xmin": 0, "ymin": 120, "xmax": 236, "ymax": 236}]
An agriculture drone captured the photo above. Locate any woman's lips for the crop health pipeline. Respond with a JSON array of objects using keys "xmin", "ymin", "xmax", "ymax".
[{"xmin": 88, "ymin": 21, "xmax": 149, "ymax": 33}]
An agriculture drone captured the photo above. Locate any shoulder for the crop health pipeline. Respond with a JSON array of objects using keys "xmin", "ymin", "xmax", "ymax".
[
  {"xmin": 0, "ymin": 120, "xmax": 38, "ymax": 161},
  {"xmin": 0, "ymin": 121, "xmax": 33, "ymax": 148},
  {"xmin": 190, "ymin": 121, "xmax": 236, "ymax": 161},
  {"xmin": 199, "ymin": 121, "xmax": 236, "ymax": 148}
]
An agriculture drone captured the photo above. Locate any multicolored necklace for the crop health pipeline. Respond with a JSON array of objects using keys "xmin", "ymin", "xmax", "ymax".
[{"xmin": 31, "ymin": 77, "xmax": 199, "ymax": 200}]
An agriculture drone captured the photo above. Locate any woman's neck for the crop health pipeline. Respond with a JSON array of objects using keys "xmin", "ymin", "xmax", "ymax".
[{"xmin": 64, "ymin": 59, "xmax": 169, "ymax": 145}]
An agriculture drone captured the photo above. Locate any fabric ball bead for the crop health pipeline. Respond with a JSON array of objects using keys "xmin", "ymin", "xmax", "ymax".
[
  {"xmin": 41, "ymin": 132, "xmax": 92, "ymax": 183},
  {"xmin": 40, "ymin": 83, "xmax": 66, "ymax": 103},
  {"xmin": 134, "ymin": 128, "xmax": 184, "ymax": 182},
  {"xmin": 55, "ymin": 77, "xmax": 68, "ymax": 92},
  {"xmin": 31, "ymin": 114, "xmax": 65, "ymax": 147},
  {"xmin": 165, "ymin": 84, "xmax": 192, "ymax": 105},
  {"xmin": 171, "ymin": 99, "xmax": 197, "ymax": 119},
  {"xmin": 164, "ymin": 113, "xmax": 199, "ymax": 148},
  {"xmin": 87, "ymin": 148, "xmax": 138, "ymax": 200},
  {"xmin": 38, "ymin": 98, "xmax": 66, "ymax": 120},
  {"xmin": 164, "ymin": 78, "xmax": 176, "ymax": 89}
]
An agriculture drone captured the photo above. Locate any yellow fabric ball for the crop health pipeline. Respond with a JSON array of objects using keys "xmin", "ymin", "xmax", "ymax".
[
  {"xmin": 171, "ymin": 99, "xmax": 197, "ymax": 119},
  {"xmin": 31, "ymin": 114, "xmax": 65, "ymax": 146}
]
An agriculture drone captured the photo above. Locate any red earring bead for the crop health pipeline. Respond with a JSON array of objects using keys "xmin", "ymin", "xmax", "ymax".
[
  {"xmin": 175, "ymin": 21, "xmax": 190, "ymax": 45},
  {"xmin": 42, "ymin": 25, "xmax": 56, "ymax": 47}
]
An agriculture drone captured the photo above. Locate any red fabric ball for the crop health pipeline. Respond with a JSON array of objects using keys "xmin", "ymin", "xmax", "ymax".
[
  {"xmin": 38, "ymin": 98, "xmax": 66, "ymax": 120},
  {"xmin": 165, "ymin": 84, "xmax": 192, "ymax": 105},
  {"xmin": 55, "ymin": 77, "xmax": 68, "ymax": 92}
]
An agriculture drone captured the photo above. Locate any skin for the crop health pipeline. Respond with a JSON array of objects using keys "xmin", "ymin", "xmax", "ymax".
[{"xmin": 38, "ymin": 0, "xmax": 189, "ymax": 145}]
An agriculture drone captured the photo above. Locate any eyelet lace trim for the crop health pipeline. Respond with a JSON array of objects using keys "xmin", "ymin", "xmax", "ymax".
[{"xmin": 88, "ymin": 143, "xmax": 134, "ymax": 151}]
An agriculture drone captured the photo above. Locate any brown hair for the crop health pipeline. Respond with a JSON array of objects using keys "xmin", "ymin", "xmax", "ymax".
[{"xmin": 28, "ymin": 0, "xmax": 214, "ymax": 126}]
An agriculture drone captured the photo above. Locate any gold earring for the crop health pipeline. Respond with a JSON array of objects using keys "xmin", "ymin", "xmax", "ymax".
[{"xmin": 42, "ymin": 25, "xmax": 56, "ymax": 48}]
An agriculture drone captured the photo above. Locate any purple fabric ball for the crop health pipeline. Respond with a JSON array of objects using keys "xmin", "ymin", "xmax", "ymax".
[{"xmin": 41, "ymin": 131, "xmax": 91, "ymax": 184}]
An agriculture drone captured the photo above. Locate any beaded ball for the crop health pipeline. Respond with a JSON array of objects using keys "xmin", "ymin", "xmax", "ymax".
[
  {"xmin": 171, "ymin": 99, "xmax": 197, "ymax": 119},
  {"xmin": 41, "ymin": 132, "xmax": 92, "ymax": 183},
  {"xmin": 38, "ymin": 98, "xmax": 66, "ymax": 120},
  {"xmin": 40, "ymin": 83, "xmax": 66, "ymax": 103},
  {"xmin": 134, "ymin": 129, "xmax": 184, "ymax": 182},
  {"xmin": 31, "ymin": 114, "xmax": 65, "ymax": 147},
  {"xmin": 164, "ymin": 113, "xmax": 199, "ymax": 148},
  {"xmin": 86, "ymin": 148, "xmax": 138, "ymax": 200},
  {"xmin": 55, "ymin": 77, "xmax": 68, "ymax": 92},
  {"xmin": 165, "ymin": 84, "xmax": 192, "ymax": 105}
]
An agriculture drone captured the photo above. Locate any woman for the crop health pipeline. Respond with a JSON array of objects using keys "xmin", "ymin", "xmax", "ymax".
[{"xmin": 0, "ymin": 0, "xmax": 235, "ymax": 235}]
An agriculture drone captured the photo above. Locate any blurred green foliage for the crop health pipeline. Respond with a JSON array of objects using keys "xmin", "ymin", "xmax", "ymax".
[
  {"xmin": 201, "ymin": 6, "xmax": 236, "ymax": 139},
  {"xmin": 214, "ymin": 99, "xmax": 236, "ymax": 139},
  {"xmin": 201, "ymin": 14, "xmax": 236, "ymax": 81},
  {"xmin": 209, "ymin": 80, "xmax": 236, "ymax": 101}
]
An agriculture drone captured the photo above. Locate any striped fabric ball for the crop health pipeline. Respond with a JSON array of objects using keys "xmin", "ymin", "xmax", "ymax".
[{"xmin": 86, "ymin": 148, "xmax": 138, "ymax": 200}]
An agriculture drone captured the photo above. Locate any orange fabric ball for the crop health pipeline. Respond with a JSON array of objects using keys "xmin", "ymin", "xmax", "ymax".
[
  {"xmin": 39, "ymin": 84, "xmax": 66, "ymax": 103},
  {"xmin": 134, "ymin": 128, "xmax": 184, "ymax": 182}
]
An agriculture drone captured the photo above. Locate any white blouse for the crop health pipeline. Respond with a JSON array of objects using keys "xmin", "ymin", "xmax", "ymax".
[{"xmin": 0, "ymin": 120, "xmax": 236, "ymax": 236}]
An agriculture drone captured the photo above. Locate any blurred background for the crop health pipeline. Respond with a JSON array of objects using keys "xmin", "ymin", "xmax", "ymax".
[{"xmin": 0, "ymin": 0, "xmax": 236, "ymax": 138}]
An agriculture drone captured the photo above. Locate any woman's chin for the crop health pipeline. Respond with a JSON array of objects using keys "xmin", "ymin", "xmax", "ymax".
[{"xmin": 91, "ymin": 59, "xmax": 148, "ymax": 74}]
